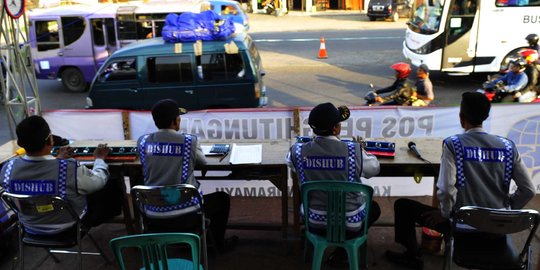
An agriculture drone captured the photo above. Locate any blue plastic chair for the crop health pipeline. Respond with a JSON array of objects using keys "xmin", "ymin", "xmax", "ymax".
[
  {"xmin": 109, "ymin": 232, "xmax": 202, "ymax": 270},
  {"xmin": 301, "ymin": 180, "xmax": 373, "ymax": 270}
]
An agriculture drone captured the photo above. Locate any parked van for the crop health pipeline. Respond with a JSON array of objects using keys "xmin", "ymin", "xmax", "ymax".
[{"xmin": 86, "ymin": 32, "xmax": 267, "ymax": 110}]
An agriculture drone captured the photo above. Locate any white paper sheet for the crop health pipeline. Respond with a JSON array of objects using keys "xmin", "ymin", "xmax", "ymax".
[{"xmin": 229, "ymin": 143, "xmax": 262, "ymax": 164}]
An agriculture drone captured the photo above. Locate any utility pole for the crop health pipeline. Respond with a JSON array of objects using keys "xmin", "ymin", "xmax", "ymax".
[{"xmin": 1, "ymin": 4, "xmax": 40, "ymax": 139}]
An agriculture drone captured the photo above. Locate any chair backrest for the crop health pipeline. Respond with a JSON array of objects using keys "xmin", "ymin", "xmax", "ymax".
[
  {"xmin": 131, "ymin": 184, "xmax": 204, "ymax": 230},
  {"xmin": 110, "ymin": 232, "xmax": 201, "ymax": 270},
  {"xmin": 453, "ymin": 206, "xmax": 540, "ymax": 257},
  {"xmin": 301, "ymin": 180, "xmax": 373, "ymax": 243},
  {"xmin": 1, "ymin": 192, "xmax": 79, "ymax": 228}
]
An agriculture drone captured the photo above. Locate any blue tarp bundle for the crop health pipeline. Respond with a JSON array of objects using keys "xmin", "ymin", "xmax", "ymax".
[{"xmin": 162, "ymin": 10, "xmax": 235, "ymax": 42}]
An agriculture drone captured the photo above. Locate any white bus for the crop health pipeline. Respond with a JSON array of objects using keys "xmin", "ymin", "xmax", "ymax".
[{"xmin": 402, "ymin": 0, "xmax": 540, "ymax": 73}]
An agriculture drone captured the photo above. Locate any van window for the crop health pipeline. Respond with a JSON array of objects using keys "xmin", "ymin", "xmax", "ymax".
[
  {"xmin": 99, "ymin": 58, "xmax": 137, "ymax": 82},
  {"xmin": 147, "ymin": 55, "xmax": 193, "ymax": 83},
  {"xmin": 199, "ymin": 53, "xmax": 245, "ymax": 81},
  {"xmin": 35, "ymin": 20, "xmax": 60, "ymax": 51},
  {"xmin": 61, "ymin": 17, "xmax": 85, "ymax": 46}
]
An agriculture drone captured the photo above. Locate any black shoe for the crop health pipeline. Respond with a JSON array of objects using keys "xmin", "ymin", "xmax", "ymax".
[
  {"xmin": 219, "ymin": 235, "xmax": 239, "ymax": 252},
  {"xmin": 327, "ymin": 248, "xmax": 348, "ymax": 267},
  {"xmin": 385, "ymin": 250, "xmax": 423, "ymax": 270}
]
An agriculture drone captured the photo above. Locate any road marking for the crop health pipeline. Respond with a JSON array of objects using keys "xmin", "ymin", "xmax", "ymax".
[{"xmin": 253, "ymin": 36, "xmax": 402, "ymax": 43}]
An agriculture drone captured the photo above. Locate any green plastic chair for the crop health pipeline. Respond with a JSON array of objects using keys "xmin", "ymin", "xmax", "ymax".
[
  {"xmin": 301, "ymin": 181, "xmax": 374, "ymax": 270},
  {"xmin": 109, "ymin": 232, "xmax": 203, "ymax": 270}
]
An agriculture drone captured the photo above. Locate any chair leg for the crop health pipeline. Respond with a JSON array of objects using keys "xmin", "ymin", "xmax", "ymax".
[
  {"xmin": 345, "ymin": 246, "xmax": 360, "ymax": 270},
  {"xmin": 311, "ymin": 244, "xmax": 326, "ymax": 270},
  {"xmin": 359, "ymin": 243, "xmax": 368, "ymax": 269},
  {"xmin": 201, "ymin": 230, "xmax": 209, "ymax": 270},
  {"xmin": 86, "ymin": 233, "xmax": 112, "ymax": 264},
  {"xmin": 18, "ymin": 226, "xmax": 24, "ymax": 270}
]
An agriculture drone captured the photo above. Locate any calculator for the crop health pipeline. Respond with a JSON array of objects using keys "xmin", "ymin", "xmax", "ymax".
[{"xmin": 210, "ymin": 144, "xmax": 230, "ymax": 154}]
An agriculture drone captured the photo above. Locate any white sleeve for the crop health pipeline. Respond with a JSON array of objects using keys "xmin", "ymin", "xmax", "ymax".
[
  {"xmin": 436, "ymin": 143, "xmax": 457, "ymax": 218},
  {"xmin": 76, "ymin": 159, "xmax": 109, "ymax": 195},
  {"xmin": 361, "ymin": 149, "xmax": 380, "ymax": 178}
]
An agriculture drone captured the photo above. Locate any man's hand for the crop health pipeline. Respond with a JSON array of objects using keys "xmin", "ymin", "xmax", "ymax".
[
  {"xmin": 93, "ymin": 144, "xmax": 110, "ymax": 160},
  {"xmin": 56, "ymin": 146, "xmax": 75, "ymax": 159},
  {"xmin": 420, "ymin": 209, "xmax": 447, "ymax": 227}
]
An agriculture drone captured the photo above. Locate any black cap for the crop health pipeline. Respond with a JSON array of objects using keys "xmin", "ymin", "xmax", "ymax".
[
  {"xmin": 16, "ymin": 115, "xmax": 51, "ymax": 152},
  {"xmin": 460, "ymin": 92, "xmax": 490, "ymax": 125},
  {"xmin": 151, "ymin": 99, "xmax": 187, "ymax": 128},
  {"xmin": 308, "ymin": 103, "xmax": 350, "ymax": 133},
  {"xmin": 418, "ymin": 64, "xmax": 429, "ymax": 73}
]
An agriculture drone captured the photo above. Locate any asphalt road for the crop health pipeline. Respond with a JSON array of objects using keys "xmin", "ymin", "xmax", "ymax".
[{"xmin": 0, "ymin": 13, "xmax": 487, "ymax": 143}]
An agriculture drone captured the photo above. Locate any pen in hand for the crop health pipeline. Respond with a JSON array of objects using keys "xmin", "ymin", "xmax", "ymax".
[{"xmin": 219, "ymin": 151, "xmax": 229, "ymax": 162}]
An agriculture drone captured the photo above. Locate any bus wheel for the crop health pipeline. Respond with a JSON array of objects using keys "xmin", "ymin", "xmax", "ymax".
[
  {"xmin": 500, "ymin": 47, "xmax": 526, "ymax": 71},
  {"xmin": 61, "ymin": 68, "xmax": 87, "ymax": 92}
]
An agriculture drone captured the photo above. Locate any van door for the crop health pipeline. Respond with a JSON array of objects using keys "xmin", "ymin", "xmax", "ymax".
[
  {"xmin": 90, "ymin": 57, "xmax": 141, "ymax": 109},
  {"xmin": 195, "ymin": 52, "xmax": 257, "ymax": 109},
  {"xmin": 141, "ymin": 55, "xmax": 199, "ymax": 110},
  {"xmin": 441, "ymin": 0, "xmax": 479, "ymax": 72}
]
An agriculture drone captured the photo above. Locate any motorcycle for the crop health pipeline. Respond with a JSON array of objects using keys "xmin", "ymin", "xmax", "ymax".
[
  {"xmin": 262, "ymin": 0, "xmax": 275, "ymax": 14},
  {"xmin": 364, "ymin": 83, "xmax": 427, "ymax": 106}
]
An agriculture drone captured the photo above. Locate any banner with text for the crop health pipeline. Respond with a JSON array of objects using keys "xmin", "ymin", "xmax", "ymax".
[{"xmin": 43, "ymin": 104, "xmax": 540, "ymax": 196}]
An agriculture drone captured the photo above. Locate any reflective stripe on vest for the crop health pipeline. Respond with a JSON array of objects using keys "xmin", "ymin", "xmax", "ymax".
[
  {"xmin": 498, "ymin": 136, "xmax": 513, "ymax": 187},
  {"xmin": 138, "ymin": 134, "xmax": 150, "ymax": 180},
  {"xmin": 181, "ymin": 134, "xmax": 193, "ymax": 184},
  {"xmin": 294, "ymin": 143, "xmax": 306, "ymax": 184},
  {"xmin": 450, "ymin": 136, "xmax": 466, "ymax": 187},
  {"xmin": 2, "ymin": 159, "xmax": 15, "ymax": 189}
]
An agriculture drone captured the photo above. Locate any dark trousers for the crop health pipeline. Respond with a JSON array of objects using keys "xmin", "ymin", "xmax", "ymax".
[
  {"xmin": 146, "ymin": 191, "xmax": 230, "ymax": 248},
  {"xmin": 82, "ymin": 176, "xmax": 123, "ymax": 228},
  {"xmin": 394, "ymin": 198, "xmax": 450, "ymax": 255}
]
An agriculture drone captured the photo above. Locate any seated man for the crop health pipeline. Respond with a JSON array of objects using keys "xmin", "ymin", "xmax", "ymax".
[
  {"xmin": 385, "ymin": 92, "xmax": 535, "ymax": 270},
  {"xmin": 287, "ymin": 103, "xmax": 381, "ymax": 264},
  {"xmin": 137, "ymin": 99, "xmax": 234, "ymax": 250},
  {"xmin": 1, "ymin": 116, "xmax": 118, "ymax": 234}
]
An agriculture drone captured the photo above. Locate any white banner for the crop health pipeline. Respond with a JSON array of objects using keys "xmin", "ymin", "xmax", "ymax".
[
  {"xmin": 42, "ymin": 103, "xmax": 540, "ymax": 196},
  {"xmin": 43, "ymin": 110, "xmax": 125, "ymax": 141}
]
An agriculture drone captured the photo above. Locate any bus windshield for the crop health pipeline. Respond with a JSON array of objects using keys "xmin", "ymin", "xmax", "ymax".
[{"xmin": 407, "ymin": 0, "xmax": 445, "ymax": 34}]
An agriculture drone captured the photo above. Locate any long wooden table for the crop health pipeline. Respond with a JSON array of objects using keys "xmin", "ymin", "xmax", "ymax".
[{"xmin": 1, "ymin": 138, "xmax": 442, "ymax": 237}]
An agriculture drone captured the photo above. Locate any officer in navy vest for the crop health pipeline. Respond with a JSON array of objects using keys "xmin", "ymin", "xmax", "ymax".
[
  {"xmin": 137, "ymin": 99, "xmax": 233, "ymax": 250},
  {"xmin": 0, "ymin": 116, "xmax": 111, "ymax": 235},
  {"xmin": 386, "ymin": 92, "xmax": 535, "ymax": 270},
  {"xmin": 288, "ymin": 103, "xmax": 381, "ymax": 234}
]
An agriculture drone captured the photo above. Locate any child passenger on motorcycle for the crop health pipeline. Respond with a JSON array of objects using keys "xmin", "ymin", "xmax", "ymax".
[
  {"xmin": 484, "ymin": 58, "xmax": 528, "ymax": 101},
  {"xmin": 520, "ymin": 48, "xmax": 540, "ymax": 99},
  {"xmin": 371, "ymin": 62, "xmax": 412, "ymax": 105}
]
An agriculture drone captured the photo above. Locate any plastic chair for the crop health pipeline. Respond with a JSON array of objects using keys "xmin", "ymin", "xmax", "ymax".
[
  {"xmin": 110, "ymin": 232, "xmax": 202, "ymax": 270},
  {"xmin": 1, "ymin": 192, "xmax": 110, "ymax": 270},
  {"xmin": 301, "ymin": 180, "xmax": 373, "ymax": 270},
  {"xmin": 444, "ymin": 206, "xmax": 540, "ymax": 270},
  {"xmin": 131, "ymin": 184, "xmax": 208, "ymax": 270}
]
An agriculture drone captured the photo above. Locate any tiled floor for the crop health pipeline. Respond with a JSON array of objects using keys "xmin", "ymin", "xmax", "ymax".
[{"xmin": 1, "ymin": 196, "xmax": 539, "ymax": 270}]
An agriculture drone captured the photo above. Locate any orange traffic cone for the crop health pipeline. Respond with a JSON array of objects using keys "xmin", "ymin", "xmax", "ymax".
[{"xmin": 318, "ymin": 37, "xmax": 328, "ymax": 59}]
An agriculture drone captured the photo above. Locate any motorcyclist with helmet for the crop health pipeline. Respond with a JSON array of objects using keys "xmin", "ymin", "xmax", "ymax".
[
  {"xmin": 365, "ymin": 62, "xmax": 413, "ymax": 105},
  {"xmin": 484, "ymin": 58, "xmax": 529, "ymax": 102},
  {"xmin": 526, "ymin": 33, "xmax": 539, "ymax": 56},
  {"xmin": 519, "ymin": 48, "xmax": 540, "ymax": 98}
]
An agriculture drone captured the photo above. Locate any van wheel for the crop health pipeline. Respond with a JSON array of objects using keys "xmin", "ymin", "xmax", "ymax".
[
  {"xmin": 369, "ymin": 16, "xmax": 376, "ymax": 21},
  {"xmin": 392, "ymin": 12, "xmax": 399, "ymax": 22},
  {"xmin": 61, "ymin": 67, "xmax": 88, "ymax": 92},
  {"xmin": 500, "ymin": 47, "xmax": 526, "ymax": 71}
]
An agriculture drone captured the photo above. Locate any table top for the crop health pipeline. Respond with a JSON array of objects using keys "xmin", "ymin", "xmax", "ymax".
[{"xmin": 0, "ymin": 138, "xmax": 442, "ymax": 170}]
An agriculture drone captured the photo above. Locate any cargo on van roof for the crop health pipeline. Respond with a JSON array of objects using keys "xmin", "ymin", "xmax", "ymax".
[{"xmin": 86, "ymin": 32, "xmax": 267, "ymax": 111}]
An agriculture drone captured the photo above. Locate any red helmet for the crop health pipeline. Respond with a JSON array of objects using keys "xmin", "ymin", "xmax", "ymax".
[
  {"xmin": 519, "ymin": 48, "xmax": 539, "ymax": 64},
  {"xmin": 391, "ymin": 62, "xmax": 411, "ymax": 79}
]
